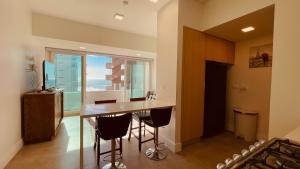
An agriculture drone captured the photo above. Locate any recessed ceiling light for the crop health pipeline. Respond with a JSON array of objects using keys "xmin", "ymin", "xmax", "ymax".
[
  {"xmin": 114, "ymin": 13, "xmax": 125, "ymax": 20},
  {"xmin": 136, "ymin": 53, "xmax": 141, "ymax": 56},
  {"xmin": 241, "ymin": 26, "xmax": 255, "ymax": 32},
  {"xmin": 79, "ymin": 47, "xmax": 86, "ymax": 50},
  {"xmin": 149, "ymin": 0, "xmax": 159, "ymax": 3}
]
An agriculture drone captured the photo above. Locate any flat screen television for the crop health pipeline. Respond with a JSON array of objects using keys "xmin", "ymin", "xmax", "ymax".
[{"xmin": 42, "ymin": 60, "xmax": 56, "ymax": 90}]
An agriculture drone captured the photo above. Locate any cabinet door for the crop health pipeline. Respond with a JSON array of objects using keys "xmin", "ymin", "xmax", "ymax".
[
  {"xmin": 181, "ymin": 27, "xmax": 206, "ymax": 142},
  {"xmin": 205, "ymin": 34, "xmax": 235, "ymax": 64}
]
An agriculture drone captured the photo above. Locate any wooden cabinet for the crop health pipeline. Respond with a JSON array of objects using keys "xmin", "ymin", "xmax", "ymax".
[
  {"xmin": 22, "ymin": 90, "xmax": 64, "ymax": 144},
  {"xmin": 181, "ymin": 27, "xmax": 235, "ymax": 143},
  {"xmin": 205, "ymin": 34, "xmax": 235, "ymax": 64},
  {"xmin": 181, "ymin": 27, "xmax": 206, "ymax": 142}
]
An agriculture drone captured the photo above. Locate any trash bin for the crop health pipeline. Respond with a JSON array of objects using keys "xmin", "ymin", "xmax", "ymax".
[{"xmin": 234, "ymin": 108, "xmax": 258, "ymax": 142}]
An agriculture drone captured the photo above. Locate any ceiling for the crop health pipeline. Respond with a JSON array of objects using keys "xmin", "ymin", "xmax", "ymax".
[
  {"xmin": 29, "ymin": 0, "xmax": 171, "ymax": 37},
  {"xmin": 205, "ymin": 5, "xmax": 274, "ymax": 42}
]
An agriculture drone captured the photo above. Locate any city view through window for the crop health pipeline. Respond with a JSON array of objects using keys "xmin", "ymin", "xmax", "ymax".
[{"xmin": 53, "ymin": 53, "xmax": 151, "ymax": 112}]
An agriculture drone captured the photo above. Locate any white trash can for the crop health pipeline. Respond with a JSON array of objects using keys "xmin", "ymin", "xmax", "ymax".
[{"xmin": 234, "ymin": 108, "xmax": 258, "ymax": 142}]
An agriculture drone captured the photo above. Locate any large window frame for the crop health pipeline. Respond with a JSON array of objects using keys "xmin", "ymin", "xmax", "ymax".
[{"xmin": 45, "ymin": 47, "xmax": 154, "ymax": 111}]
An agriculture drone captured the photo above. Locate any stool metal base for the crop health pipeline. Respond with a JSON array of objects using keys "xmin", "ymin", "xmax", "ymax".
[
  {"xmin": 102, "ymin": 162, "xmax": 126, "ymax": 169},
  {"xmin": 145, "ymin": 148, "xmax": 167, "ymax": 161}
]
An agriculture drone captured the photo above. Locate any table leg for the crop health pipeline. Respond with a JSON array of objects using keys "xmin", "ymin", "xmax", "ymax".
[{"xmin": 80, "ymin": 116, "xmax": 84, "ymax": 169}]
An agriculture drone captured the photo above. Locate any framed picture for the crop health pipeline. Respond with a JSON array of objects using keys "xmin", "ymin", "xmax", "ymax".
[{"xmin": 249, "ymin": 44, "xmax": 273, "ymax": 68}]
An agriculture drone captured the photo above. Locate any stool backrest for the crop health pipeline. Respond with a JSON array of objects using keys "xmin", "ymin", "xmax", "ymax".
[
  {"xmin": 95, "ymin": 99, "xmax": 117, "ymax": 104},
  {"xmin": 130, "ymin": 97, "xmax": 146, "ymax": 102},
  {"xmin": 150, "ymin": 107, "xmax": 173, "ymax": 127},
  {"xmin": 97, "ymin": 113, "xmax": 132, "ymax": 140}
]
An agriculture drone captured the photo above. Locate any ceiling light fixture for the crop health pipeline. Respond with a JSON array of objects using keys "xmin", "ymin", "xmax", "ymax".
[
  {"xmin": 136, "ymin": 53, "xmax": 141, "ymax": 57},
  {"xmin": 241, "ymin": 26, "xmax": 255, "ymax": 32},
  {"xmin": 79, "ymin": 47, "xmax": 86, "ymax": 50},
  {"xmin": 149, "ymin": 0, "xmax": 159, "ymax": 3},
  {"xmin": 114, "ymin": 13, "xmax": 125, "ymax": 20}
]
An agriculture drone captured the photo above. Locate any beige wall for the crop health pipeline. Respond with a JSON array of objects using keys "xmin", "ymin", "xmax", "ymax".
[
  {"xmin": 156, "ymin": 0, "xmax": 181, "ymax": 152},
  {"xmin": 32, "ymin": 13, "xmax": 156, "ymax": 53},
  {"xmin": 226, "ymin": 35, "xmax": 273, "ymax": 140},
  {"xmin": 179, "ymin": 0, "xmax": 203, "ymax": 31},
  {"xmin": 269, "ymin": 0, "xmax": 300, "ymax": 138},
  {"xmin": 202, "ymin": 0, "xmax": 274, "ymax": 30},
  {"xmin": 200, "ymin": 0, "xmax": 300, "ymax": 139},
  {"xmin": 0, "ymin": 0, "xmax": 31, "ymax": 168}
]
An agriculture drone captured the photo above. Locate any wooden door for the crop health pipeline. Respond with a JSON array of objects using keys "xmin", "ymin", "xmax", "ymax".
[{"xmin": 181, "ymin": 27, "xmax": 206, "ymax": 142}]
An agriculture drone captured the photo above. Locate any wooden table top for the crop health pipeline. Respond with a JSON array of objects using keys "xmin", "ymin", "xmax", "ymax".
[{"xmin": 81, "ymin": 100, "xmax": 176, "ymax": 118}]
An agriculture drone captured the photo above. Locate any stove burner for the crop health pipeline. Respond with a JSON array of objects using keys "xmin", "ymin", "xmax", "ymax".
[{"xmin": 219, "ymin": 139, "xmax": 300, "ymax": 169}]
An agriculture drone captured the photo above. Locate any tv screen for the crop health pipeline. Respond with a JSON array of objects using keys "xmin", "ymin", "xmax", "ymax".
[{"xmin": 43, "ymin": 60, "xmax": 56, "ymax": 90}]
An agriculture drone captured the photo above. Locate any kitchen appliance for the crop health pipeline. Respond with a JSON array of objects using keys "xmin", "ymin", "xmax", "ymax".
[{"xmin": 217, "ymin": 138, "xmax": 300, "ymax": 169}]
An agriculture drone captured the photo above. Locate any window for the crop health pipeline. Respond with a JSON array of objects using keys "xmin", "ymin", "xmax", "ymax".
[
  {"xmin": 45, "ymin": 47, "xmax": 154, "ymax": 109},
  {"xmin": 86, "ymin": 55, "xmax": 112, "ymax": 91},
  {"xmin": 55, "ymin": 53, "xmax": 82, "ymax": 112},
  {"xmin": 86, "ymin": 54, "xmax": 152, "ymax": 98}
]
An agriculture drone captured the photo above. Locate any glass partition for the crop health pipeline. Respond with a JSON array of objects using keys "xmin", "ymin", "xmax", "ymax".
[{"xmin": 55, "ymin": 53, "xmax": 82, "ymax": 112}]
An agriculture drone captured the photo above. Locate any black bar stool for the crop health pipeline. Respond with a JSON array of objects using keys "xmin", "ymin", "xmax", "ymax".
[
  {"xmin": 128, "ymin": 97, "xmax": 153, "ymax": 152},
  {"xmin": 97, "ymin": 113, "xmax": 132, "ymax": 169},
  {"xmin": 143, "ymin": 107, "xmax": 173, "ymax": 160},
  {"xmin": 93, "ymin": 100, "xmax": 117, "ymax": 150},
  {"xmin": 92, "ymin": 100, "xmax": 124, "ymax": 166}
]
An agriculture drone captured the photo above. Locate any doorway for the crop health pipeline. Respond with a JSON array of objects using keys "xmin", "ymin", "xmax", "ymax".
[{"xmin": 203, "ymin": 61, "xmax": 228, "ymax": 137}]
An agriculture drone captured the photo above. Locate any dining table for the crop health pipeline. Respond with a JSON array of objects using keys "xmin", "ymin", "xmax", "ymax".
[{"xmin": 79, "ymin": 100, "xmax": 175, "ymax": 169}]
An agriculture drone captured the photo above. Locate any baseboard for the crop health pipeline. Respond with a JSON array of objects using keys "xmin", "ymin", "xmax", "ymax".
[
  {"xmin": 182, "ymin": 137, "xmax": 202, "ymax": 147},
  {"xmin": 0, "ymin": 139, "xmax": 23, "ymax": 169},
  {"xmin": 159, "ymin": 134, "xmax": 182, "ymax": 153}
]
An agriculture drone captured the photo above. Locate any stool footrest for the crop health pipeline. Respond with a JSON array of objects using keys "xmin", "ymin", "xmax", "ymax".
[
  {"xmin": 103, "ymin": 153, "xmax": 122, "ymax": 162},
  {"xmin": 102, "ymin": 162, "xmax": 126, "ymax": 169}
]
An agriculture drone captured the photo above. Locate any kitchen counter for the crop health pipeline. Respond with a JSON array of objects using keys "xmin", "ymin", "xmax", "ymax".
[{"xmin": 285, "ymin": 125, "xmax": 300, "ymax": 143}]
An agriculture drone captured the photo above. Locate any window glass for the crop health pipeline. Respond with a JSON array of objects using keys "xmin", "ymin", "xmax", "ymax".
[{"xmin": 86, "ymin": 55, "xmax": 112, "ymax": 91}]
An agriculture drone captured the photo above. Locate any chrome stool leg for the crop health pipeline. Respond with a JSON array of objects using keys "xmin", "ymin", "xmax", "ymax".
[
  {"xmin": 145, "ymin": 128, "xmax": 167, "ymax": 161},
  {"xmin": 102, "ymin": 139, "xmax": 126, "ymax": 169}
]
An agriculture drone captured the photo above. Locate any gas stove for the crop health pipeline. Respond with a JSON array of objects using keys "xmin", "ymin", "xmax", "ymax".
[{"xmin": 217, "ymin": 138, "xmax": 300, "ymax": 169}]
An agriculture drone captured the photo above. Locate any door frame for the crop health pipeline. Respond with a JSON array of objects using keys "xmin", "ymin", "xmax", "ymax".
[{"xmin": 46, "ymin": 48, "xmax": 86, "ymax": 116}]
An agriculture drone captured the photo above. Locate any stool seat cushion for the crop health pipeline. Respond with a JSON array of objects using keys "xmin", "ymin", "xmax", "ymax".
[{"xmin": 98, "ymin": 113, "xmax": 132, "ymax": 140}]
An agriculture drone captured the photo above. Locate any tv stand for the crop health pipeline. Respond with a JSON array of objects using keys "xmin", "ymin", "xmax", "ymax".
[{"xmin": 22, "ymin": 89, "xmax": 64, "ymax": 144}]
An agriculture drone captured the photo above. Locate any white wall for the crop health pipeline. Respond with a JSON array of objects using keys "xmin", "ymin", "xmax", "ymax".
[
  {"xmin": 32, "ymin": 13, "xmax": 157, "ymax": 53},
  {"xmin": 268, "ymin": 0, "xmax": 300, "ymax": 138},
  {"xmin": 226, "ymin": 35, "xmax": 273, "ymax": 140},
  {"xmin": 156, "ymin": 0, "xmax": 180, "ymax": 152},
  {"xmin": 0, "ymin": 0, "xmax": 31, "ymax": 168}
]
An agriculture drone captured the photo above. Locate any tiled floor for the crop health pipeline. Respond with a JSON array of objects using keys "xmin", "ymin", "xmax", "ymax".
[{"xmin": 5, "ymin": 116, "xmax": 250, "ymax": 169}]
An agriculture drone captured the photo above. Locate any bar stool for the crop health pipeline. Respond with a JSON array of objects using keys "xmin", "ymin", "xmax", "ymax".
[
  {"xmin": 97, "ymin": 113, "xmax": 132, "ymax": 169},
  {"xmin": 143, "ymin": 107, "xmax": 173, "ymax": 160},
  {"xmin": 92, "ymin": 100, "xmax": 124, "ymax": 166},
  {"xmin": 128, "ymin": 97, "xmax": 153, "ymax": 152},
  {"xmin": 93, "ymin": 100, "xmax": 117, "ymax": 150}
]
